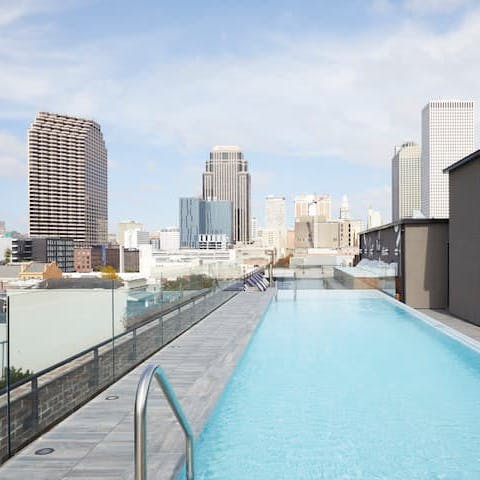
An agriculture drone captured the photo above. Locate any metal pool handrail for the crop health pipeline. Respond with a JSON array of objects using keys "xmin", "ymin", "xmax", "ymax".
[{"xmin": 134, "ymin": 364, "xmax": 194, "ymax": 480}]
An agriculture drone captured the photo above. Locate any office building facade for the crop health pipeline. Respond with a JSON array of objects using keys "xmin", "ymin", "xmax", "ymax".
[
  {"xmin": 158, "ymin": 227, "xmax": 180, "ymax": 251},
  {"xmin": 421, "ymin": 100, "xmax": 474, "ymax": 218},
  {"xmin": 392, "ymin": 142, "xmax": 421, "ymax": 221},
  {"xmin": 12, "ymin": 237, "xmax": 75, "ymax": 272},
  {"xmin": 202, "ymin": 146, "xmax": 250, "ymax": 243},
  {"xmin": 28, "ymin": 112, "xmax": 108, "ymax": 244},
  {"xmin": 74, "ymin": 246, "xmax": 104, "ymax": 273},
  {"xmin": 265, "ymin": 195, "xmax": 286, "ymax": 231},
  {"xmin": 179, "ymin": 197, "xmax": 233, "ymax": 248}
]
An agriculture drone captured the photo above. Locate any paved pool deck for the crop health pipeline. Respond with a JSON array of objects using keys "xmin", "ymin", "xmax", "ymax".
[
  {"xmin": 0, "ymin": 290, "xmax": 273, "ymax": 480},
  {"xmin": 419, "ymin": 308, "xmax": 480, "ymax": 342}
]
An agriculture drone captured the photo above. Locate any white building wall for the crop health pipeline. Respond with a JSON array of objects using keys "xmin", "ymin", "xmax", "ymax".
[
  {"xmin": 367, "ymin": 208, "xmax": 383, "ymax": 229},
  {"xmin": 0, "ymin": 237, "xmax": 12, "ymax": 261},
  {"xmin": 421, "ymin": 100, "xmax": 475, "ymax": 218},
  {"xmin": 294, "ymin": 194, "xmax": 331, "ymax": 221},
  {"xmin": 159, "ymin": 227, "xmax": 180, "ymax": 251},
  {"xmin": 124, "ymin": 229, "xmax": 150, "ymax": 249},
  {"xmin": 392, "ymin": 142, "xmax": 421, "ymax": 221},
  {"xmin": 117, "ymin": 220, "xmax": 143, "ymax": 246}
]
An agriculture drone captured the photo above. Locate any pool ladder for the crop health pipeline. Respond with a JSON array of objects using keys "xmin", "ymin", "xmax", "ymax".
[{"xmin": 134, "ymin": 364, "xmax": 194, "ymax": 480}]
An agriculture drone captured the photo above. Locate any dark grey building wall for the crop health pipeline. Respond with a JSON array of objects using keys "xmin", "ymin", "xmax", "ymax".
[
  {"xmin": 449, "ymin": 160, "xmax": 480, "ymax": 324},
  {"xmin": 359, "ymin": 220, "xmax": 448, "ymax": 308},
  {"xmin": 403, "ymin": 224, "xmax": 448, "ymax": 309},
  {"xmin": 360, "ymin": 225, "xmax": 399, "ymax": 265}
]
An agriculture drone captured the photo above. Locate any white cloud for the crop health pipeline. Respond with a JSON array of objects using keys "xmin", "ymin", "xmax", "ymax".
[
  {"xmin": 1, "ymin": 4, "xmax": 480, "ymax": 176},
  {"xmin": 0, "ymin": 0, "xmax": 87, "ymax": 27},
  {"xmin": 0, "ymin": 132, "xmax": 26, "ymax": 177},
  {"xmin": 404, "ymin": 0, "xmax": 473, "ymax": 14}
]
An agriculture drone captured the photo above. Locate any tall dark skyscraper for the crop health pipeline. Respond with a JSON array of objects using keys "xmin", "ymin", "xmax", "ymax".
[
  {"xmin": 202, "ymin": 146, "xmax": 251, "ymax": 243},
  {"xmin": 28, "ymin": 112, "xmax": 108, "ymax": 245}
]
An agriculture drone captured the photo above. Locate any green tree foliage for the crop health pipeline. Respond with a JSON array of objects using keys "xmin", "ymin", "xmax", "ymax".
[{"xmin": 0, "ymin": 366, "xmax": 34, "ymax": 389}]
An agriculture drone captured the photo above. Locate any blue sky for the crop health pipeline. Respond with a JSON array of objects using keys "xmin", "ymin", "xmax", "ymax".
[{"xmin": 0, "ymin": 0, "xmax": 479, "ymax": 232}]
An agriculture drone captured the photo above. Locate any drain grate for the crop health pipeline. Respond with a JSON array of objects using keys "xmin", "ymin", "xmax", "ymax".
[{"xmin": 35, "ymin": 448, "xmax": 54, "ymax": 455}]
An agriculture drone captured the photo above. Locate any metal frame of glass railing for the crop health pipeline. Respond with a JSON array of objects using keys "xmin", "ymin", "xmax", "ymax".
[{"xmin": 134, "ymin": 364, "xmax": 194, "ymax": 480}]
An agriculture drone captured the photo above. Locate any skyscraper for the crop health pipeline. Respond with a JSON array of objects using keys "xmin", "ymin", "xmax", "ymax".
[
  {"xmin": 202, "ymin": 146, "xmax": 250, "ymax": 243},
  {"xmin": 265, "ymin": 195, "xmax": 286, "ymax": 231},
  {"xmin": 28, "ymin": 112, "xmax": 108, "ymax": 244},
  {"xmin": 263, "ymin": 195, "xmax": 287, "ymax": 251},
  {"xmin": 367, "ymin": 207, "xmax": 383, "ymax": 229},
  {"xmin": 251, "ymin": 217, "xmax": 259, "ymax": 242},
  {"xmin": 392, "ymin": 142, "xmax": 421, "ymax": 221},
  {"xmin": 339, "ymin": 195, "xmax": 350, "ymax": 220},
  {"xmin": 421, "ymin": 100, "xmax": 474, "ymax": 218}
]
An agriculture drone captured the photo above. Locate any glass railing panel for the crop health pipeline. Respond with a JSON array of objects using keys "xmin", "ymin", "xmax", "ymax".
[
  {"xmin": 3, "ymin": 283, "xmax": 114, "ymax": 458},
  {"xmin": 273, "ymin": 261, "xmax": 400, "ymax": 297},
  {"xmin": 0, "ymin": 289, "xmax": 7, "ymax": 463}
]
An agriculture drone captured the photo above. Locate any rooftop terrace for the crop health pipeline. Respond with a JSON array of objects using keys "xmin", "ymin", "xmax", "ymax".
[{"xmin": 0, "ymin": 290, "xmax": 273, "ymax": 479}]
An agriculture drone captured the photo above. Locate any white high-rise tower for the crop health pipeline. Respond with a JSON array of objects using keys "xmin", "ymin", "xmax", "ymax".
[
  {"xmin": 265, "ymin": 195, "xmax": 286, "ymax": 231},
  {"xmin": 421, "ymin": 100, "xmax": 474, "ymax": 218},
  {"xmin": 339, "ymin": 195, "xmax": 350, "ymax": 220},
  {"xmin": 392, "ymin": 142, "xmax": 421, "ymax": 221},
  {"xmin": 28, "ymin": 112, "xmax": 108, "ymax": 245},
  {"xmin": 202, "ymin": 146, "xmax": 251, "ymax": 243}
]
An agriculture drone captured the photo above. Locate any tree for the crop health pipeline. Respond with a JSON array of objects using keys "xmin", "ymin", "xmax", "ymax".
[
  {"xmin": 101, "ymin": 265, "xmax": 119, "ymax": 280},
  {"xmin": 0, "ymin": 366, "xmax": 33, "ymax": 390},
  {"xmin": 4, "ymin": 248, "xmax": 11, "ymax": 264}
]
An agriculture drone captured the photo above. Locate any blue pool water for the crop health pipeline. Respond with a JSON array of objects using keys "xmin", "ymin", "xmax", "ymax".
[{"xmin": 188, "ymin": 291, "xmax": 480, "ymax": 479}]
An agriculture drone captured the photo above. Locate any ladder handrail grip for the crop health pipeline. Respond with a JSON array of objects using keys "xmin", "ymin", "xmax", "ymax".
[{"xmin": 134, "ymin": 364, "xmax": 194, "ymax": 480}]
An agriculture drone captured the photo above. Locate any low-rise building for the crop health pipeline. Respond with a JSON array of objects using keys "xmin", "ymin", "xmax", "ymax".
[
  {"xmin": 294, "ymin": 217, "xmax": 363, "ymax": 252},
  {"xmin": 12, "ymin": 238, "xmax": 74, "ymax": 272},
  {"xmin": 359, "ymin": 219, "xmax": 449, "ymax": 308},
  {"xmin": 105, "ymin": 247, "xmax": 139, "ymax": 273},
  {"xmin": 74, "ymin": 246, "xmax": 104, "ymax": 272},
  {"xmin": 198, "ymin": 234, "xmax": 229, "ymax": 250},
  {"xmin": 18, "ymin": 262, "xmax": 63, "ymax": 280}
]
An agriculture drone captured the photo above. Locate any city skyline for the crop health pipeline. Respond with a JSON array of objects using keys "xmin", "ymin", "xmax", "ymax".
[{"xmin": 3, "ymin": 1, "xmax": 480, "ymax": 231}]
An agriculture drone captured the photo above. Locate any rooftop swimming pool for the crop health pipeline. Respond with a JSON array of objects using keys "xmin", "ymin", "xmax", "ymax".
[{"xmin": 183, "ymin": 290, "xmax": 480, "ymax": 479}]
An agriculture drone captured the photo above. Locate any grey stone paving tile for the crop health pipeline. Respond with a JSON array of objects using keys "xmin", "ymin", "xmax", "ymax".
[
  {"xmin": 0, "ymin": 290, "xmax": 273, "ymax": 480},
  {"xmin": 419, "ymin": 308, "xmax": 480, "ymax": 341}
]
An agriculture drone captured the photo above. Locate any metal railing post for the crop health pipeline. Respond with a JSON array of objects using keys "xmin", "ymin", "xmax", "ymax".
[
  {"xmin": 135, "ymin": 364, "xmax": 194, "ymax": 480},
  {"xmin": 294, "ymin": 271, "xmax": 297, "ymax": 301},
  {"xmin": 31, "ymin": 377, "xmax": 39, "ymax": 431}
]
